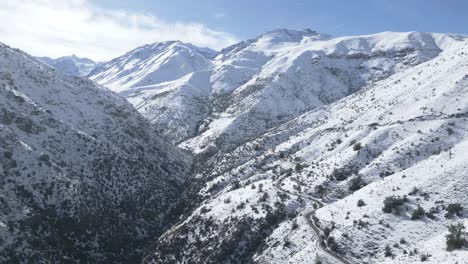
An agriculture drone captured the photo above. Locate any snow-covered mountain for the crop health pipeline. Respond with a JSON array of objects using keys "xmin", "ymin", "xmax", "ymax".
[
  {"xmin": 142, "ymin": 31, "xmax": 468, "ymax": 264},
  {"xmin": 88, "ymin": 29, "xmax": 468, "ymax": 264},
  {"xmin": 6, "ymin": 26, "xmax": 468, "ymax": 264},
  {"xmin": 0, "ymin": 43, "xmax": 190, "ymax": 263},
  {"xmin": 90, "ymin": 29, "xmax": 455, "ymax": 147},
  {"xmin": 88, "ymin": 41, "xmax": 216, "ymax": 93},
  {"xmin": 37, "ymin": 55, "xmax": 100, "ymax": 76}
]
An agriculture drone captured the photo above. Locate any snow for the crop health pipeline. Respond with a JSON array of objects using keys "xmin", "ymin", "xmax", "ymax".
[
  {"xmin": 137, "ymin": 30, "xmax": 468, "ymax": 263},
  {"xmin": 10, "ymin": 27, "xmax": 468, "ymax": 263},
  {"xmin": 37, "ymin": 54, "xmax": 100, "ymax": 76},
  {"xmin": 0, "ymin": 42, "xmax": 190, "ymax": 262},
  {"xmin": 89, "ymin": 41, "xmax": 214, "ymax": 93}
]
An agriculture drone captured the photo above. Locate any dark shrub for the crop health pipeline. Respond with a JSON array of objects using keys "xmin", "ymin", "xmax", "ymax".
[
  {"xmin": 446, "ymin": 222, "xmax": 467, "ymax": 251},
  {"xmin": 353, "ymin": 142, "xmax": 362, "ymax": 151},
  {"xmin": 384, "ymin": 244, "xmax": 393, "ymax": 257},
  {"xmin": 445, "ymin": 203, "xmax": 463, "ymax": 218},
  {"xmin": 315, "ymin": 184, "xmax": 326, "ymax": 198},
  {"xmin": 39, "ymin": 154, "xmax": 50, "ymax": 162},
  {"xmin": 382, "ymin": 196, "xmax": 407, "ymax": 213},
  {"xmin": 349, "ymin": 175, "xmax": 366, "ymax": 192},
  {"xmin": 331, "ymin": 168, "xmax": 350, "ymax": 181},
  {"xmin": 411, "ymin": 205, "xmax": 425, "ymax": 220},
  {"xmin": 357, "ymin": 199, "xmax": 366, "ymax": 207}
]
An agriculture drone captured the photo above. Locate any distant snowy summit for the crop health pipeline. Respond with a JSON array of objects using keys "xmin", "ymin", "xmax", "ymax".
[
  {"xmin": 87, "ymin": 41, "xmax": 216, "ymax": 93},
  {"xmin": 37, "ymin": 54, "xmax": 101, "ymax": 76},
  {"xmin": 88, "ymin": 28, "xmax": 467, "ymax": 146}
]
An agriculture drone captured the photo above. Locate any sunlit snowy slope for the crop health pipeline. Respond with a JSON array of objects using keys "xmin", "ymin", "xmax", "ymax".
[
  {"xmin": 87, "ymin": 29, "xmax": 468, "ymax": 264},
  {"xmin": 38, "ymin": 55, "xmax": 100, "ymax": 76}
]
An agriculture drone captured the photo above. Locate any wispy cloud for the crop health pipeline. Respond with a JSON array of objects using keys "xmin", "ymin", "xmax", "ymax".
[
  {"xmin": 214, "ymin": 12, "xmax": 227, "ymax": 19},
  {"xmin": 334, "ymin": 24, "xmax": 345, "ymax": 30},
  {"xmin": 0, "ymin": 0, "xmax": 239, "ymax": 60}
]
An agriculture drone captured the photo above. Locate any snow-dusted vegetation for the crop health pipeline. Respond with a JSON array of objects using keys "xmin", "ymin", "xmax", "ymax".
[
  {"xmin": 2, "ymin": 27, "xmax": 468, "ymax": 263},
  {"xmin": 90, "ymin": 30, "xmax": 467, "ymax": 264},
  {"xmin": 0, "ymin": 43, "xmax": 190, "ymax": 262}
]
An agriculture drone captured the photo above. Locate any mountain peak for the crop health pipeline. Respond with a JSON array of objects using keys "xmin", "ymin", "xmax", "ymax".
[
  {"xmin": 88, "ymin": 40, "xmax": 214, "ymax": 92},
  {"xmin": 218, "ymin": 28, "xmax": 332, "ymax": 59},
  {"xmin": 37, "ymin": 54, "xmax": 98, "ymax": 76},
  {"xmin": 130, "ymin": 41, "xmax": 217, "ymax": 59},
  {"xmin": 257, "ymin": 28, "xmax": 332, "ymax": 43},
  {"xmin": 262, "ymin": 28, "xmax": 319, "ymax": 36}
]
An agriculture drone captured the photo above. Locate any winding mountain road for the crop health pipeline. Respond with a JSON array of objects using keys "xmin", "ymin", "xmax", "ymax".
[{"xmin": 273, "ymin": 175, "xmax": 352, "ymax": 264}]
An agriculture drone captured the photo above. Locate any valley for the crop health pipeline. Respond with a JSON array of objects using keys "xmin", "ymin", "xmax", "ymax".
[{"xmin": 1, "ymin": 28, "xmax": 467, "ymax": 263}]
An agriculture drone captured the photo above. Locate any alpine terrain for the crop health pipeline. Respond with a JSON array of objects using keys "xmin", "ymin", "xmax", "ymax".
[
  {"xmin": 0, "ymin": 43, "xmax": 190, "ymax": 263},
  {"xmin": 89, "ymin": 29, "xmax": 468, "ymax": 264},
  {"xmin": 1, "ymin": 26, "xmax": 467, "ymax": 264}
]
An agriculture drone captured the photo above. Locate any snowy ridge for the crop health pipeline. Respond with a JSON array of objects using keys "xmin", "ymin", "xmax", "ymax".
[
  {"xmin": 182, "ymin": 31, "xmax": 461, "ymax": 153},
  {"xmin": 37, "ymin": 54, "xmax": 100, "ymax": 76},
  {"xmin": 88, "ymin": 41, "xmax": 215, "ymax": 93}
]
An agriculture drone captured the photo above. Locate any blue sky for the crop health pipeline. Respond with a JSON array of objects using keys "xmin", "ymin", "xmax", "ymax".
[
  {"xmin": 94, "ymin": 0, "xmax": 468, "ymax": 39},
  {"xmin": 2, "ymin": 0, "xmax": 467, "ymax": 60}
]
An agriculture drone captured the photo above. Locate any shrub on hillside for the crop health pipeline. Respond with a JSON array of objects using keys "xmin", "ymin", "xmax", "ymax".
[
  {"xmin": 315, "ymin": 184, "xmax": 326, "ymax": 198},
  {"xmin": 384, "ymin": 244, "xmax": 393, "ymax": 257},
  {"xmin": 331, "ymin": 168, "xmax": 351, "ymax": 181},
  {"xmin": 445, "ymin": 203, "xmax": 463, "ymax": 218},
  {"xmin": 446, "ymin": 222, "xmax": 468, "ymax": 251},
  {"xmin": 411, "ymin": 205, "xmax": 426, "ymax": 220},
  {"xmin": 353, "ymin": 142, "xmax": 362, "ymax": 151},
  {"xmin": 349, "ymin": 175, "xmax": 366, "ymax": 192},
  {"xmin": 382, "ymin": 195, "xmax": 408, "ymax": 213},
  {"xmin": 357, "ymin": 199, "xmax": 366, "ymax": 207}
]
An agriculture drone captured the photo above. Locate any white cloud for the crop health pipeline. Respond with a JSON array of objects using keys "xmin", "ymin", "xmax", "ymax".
[{"xmin": 0, "ymin": 0, "xmax": 239, "ymax": 61}]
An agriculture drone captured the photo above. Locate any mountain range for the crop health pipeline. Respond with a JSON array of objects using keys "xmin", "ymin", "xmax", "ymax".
[{"xmin": 2, "ymin": 28, "xmax": 468, "ymax": 263}]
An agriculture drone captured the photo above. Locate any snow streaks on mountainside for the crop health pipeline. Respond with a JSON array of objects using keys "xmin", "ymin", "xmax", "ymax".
[
  {"xmin": 90, "ymin": 30, "xmax": 458, "ymax": 148},
  {"xmin": 88, "ymin": 41, "xmax": 215, "ymax": 93}
]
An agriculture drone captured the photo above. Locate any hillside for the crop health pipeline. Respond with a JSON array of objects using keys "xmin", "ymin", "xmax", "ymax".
[
  {"xmin": 109, "ymin": 30, "xmax": 468, "ymax": 264},
  {"xmin": 0, "ymin": 43, "xmax": 190, "ymax": 263},
  {"xmin": 88, "ymin": 41, "xmax": 215, "ymax": 93},
  {"xmin": 90, "ymin": 30, "xmax": 455, "ymax": 148},
  {"xmin": 23, "ymin": 28, "xmax": 468, "ymax": 263}
]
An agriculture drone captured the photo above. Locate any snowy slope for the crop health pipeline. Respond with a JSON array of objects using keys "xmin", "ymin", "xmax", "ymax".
[
  {"xmin": 37, "ymin": 54, "xmax": 100, "ymax": 76},
  {"xmin": 90, "ymin": 30, "xmax": 456, "ymax": 148},
  {"xmin": 89, "ymin": 29, "xmax": 336, "ymax": 143},
  {"xmin": 87, "ymin": 28, "xmax": 468, "ymax": 263},
  {"xmin": 88, "ymin": 41, "xmax": 215, "ymax": 93},
  {"xmin": 0, "ymin": 43, "xmax": 190, "ymax": 263},
  {"xmin": 143, "ymin": 32, "xmax": 468, "ymax": 264},
  {"xmin": 122, "ymin": 70, "xmax": 213, "ymax": 144},
  {"xmin": 182, "ymin": 31, "xmax": 454, "ymax": 152}
]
